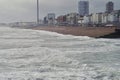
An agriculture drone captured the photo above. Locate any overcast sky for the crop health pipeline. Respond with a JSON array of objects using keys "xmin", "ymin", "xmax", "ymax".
[{"xmin": 0, "ymin": 0, "xmax": 120, "ymax": 23}]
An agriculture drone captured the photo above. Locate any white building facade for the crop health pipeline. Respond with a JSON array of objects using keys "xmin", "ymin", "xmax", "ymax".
[
  {"xmin": 66, "ymin": 13, "xmax": 79, "ymax": 25},
  {"xmin": 47, "ymin": 13, "xmax": 56, "ymax": 25}
]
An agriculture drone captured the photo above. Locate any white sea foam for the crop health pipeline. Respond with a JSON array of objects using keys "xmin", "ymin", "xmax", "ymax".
[{"xmin": 0, "ymin": 26, "xmax": 119, "ymax": 80}]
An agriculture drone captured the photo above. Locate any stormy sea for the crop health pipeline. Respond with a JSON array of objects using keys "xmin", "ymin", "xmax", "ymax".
[{"xmin": 0, "ymin": 26, "xmax": 119, "ymax": 80}]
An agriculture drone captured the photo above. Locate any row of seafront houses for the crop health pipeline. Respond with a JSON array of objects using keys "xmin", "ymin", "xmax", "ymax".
[
  {"xmin": 84, "ymin": 10, "xmax": 120, "ymax": 27},
  {"xmin": 9, "ymin": 10, "xmax": 120, "ymax": 28},
  {"xmin": 44, "ymin": 10, "xmax": 120, "ymax": 27}
]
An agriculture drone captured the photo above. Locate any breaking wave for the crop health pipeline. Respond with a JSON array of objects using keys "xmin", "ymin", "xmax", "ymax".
[{"xmin": 0, "ymin": 26, "xmax": 119, "ymax": 80}]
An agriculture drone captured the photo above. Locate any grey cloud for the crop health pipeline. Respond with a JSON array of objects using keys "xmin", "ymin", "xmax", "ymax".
[{"xmin": 0, "ymin": 0, "xmax": 119, "ymax": 23}]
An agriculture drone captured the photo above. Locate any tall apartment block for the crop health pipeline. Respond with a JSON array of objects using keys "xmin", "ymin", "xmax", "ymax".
[
  {"xmin": 78, "ymin": 1, "xmax": 89, "ymax": 16},
  {"xmin": 106, "ymin": 1, "xmax": 114, "ymax": 13}
]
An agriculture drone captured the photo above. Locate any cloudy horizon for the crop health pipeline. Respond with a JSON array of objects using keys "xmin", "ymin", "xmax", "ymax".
[{"xmin": 0, "ymin": 0, "xmax": 120, "ymax": 23}]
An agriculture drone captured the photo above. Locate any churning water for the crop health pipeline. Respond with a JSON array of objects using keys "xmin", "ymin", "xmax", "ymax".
[{"xmin": 0, "ymin": 26, "xmax": 119, "ymax": 80}]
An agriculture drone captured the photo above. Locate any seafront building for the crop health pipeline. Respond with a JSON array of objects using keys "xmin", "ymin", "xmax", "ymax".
[
  {"xmin": 56, "ymin": 13, "xmax": 80, "ymax": 26},
  {"xmin": 83, "ymin": 10, "xmax": 120, "ymax": 27},
  {"xmin": 90, "ymin": 13, "xmax": 103, "ymax": 26},
  {"xmin": 42, "ymin": 1, "xmax": 120, "ymax": 27},
  {"xmin": 43, "ymin": 13, "xmax": 56, "ymax": 25},
  {"xmin": 78, "ymin": 1, "xmax": 89, "ymax": 16},
  {"xmin": 107, "ymin": 10, "xmax": 120, "ymax": 25},
  {"xmin": 43, "ymin": 16, "xmax": 48, "ymax": 24},
  {"xmin": 56, "ymin": 10, "xmax": 120, "ymax": 27},
  {"xmin": 106, "ymin": 1, "xmax": 114, "ymax": 13},
  {"xmin": 47, "ymin": 13, "xmax": 56, "ymax": 25},
  {"xmin": 56, "ymin": 15, "xmax": 67, "ymax": 26},
  {"xmin": 80, "ymin": 1, "xmax": 120, "ymax": 27},
  {"xmin": 101, "ymin": 13, "xmax": 108, "ymax": 24},
  {"xmin": 83, "ymin": 14, "xmax": 89, "ymax": 26},
  {"xmin": 66, "ymin": 13, "xmax": 80, "ymax": 26}
]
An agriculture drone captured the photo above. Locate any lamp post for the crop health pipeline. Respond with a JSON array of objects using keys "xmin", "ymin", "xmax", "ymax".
[{"xmin": 37, "ymin": 0, "xmax": 39, "ymax": 25}]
